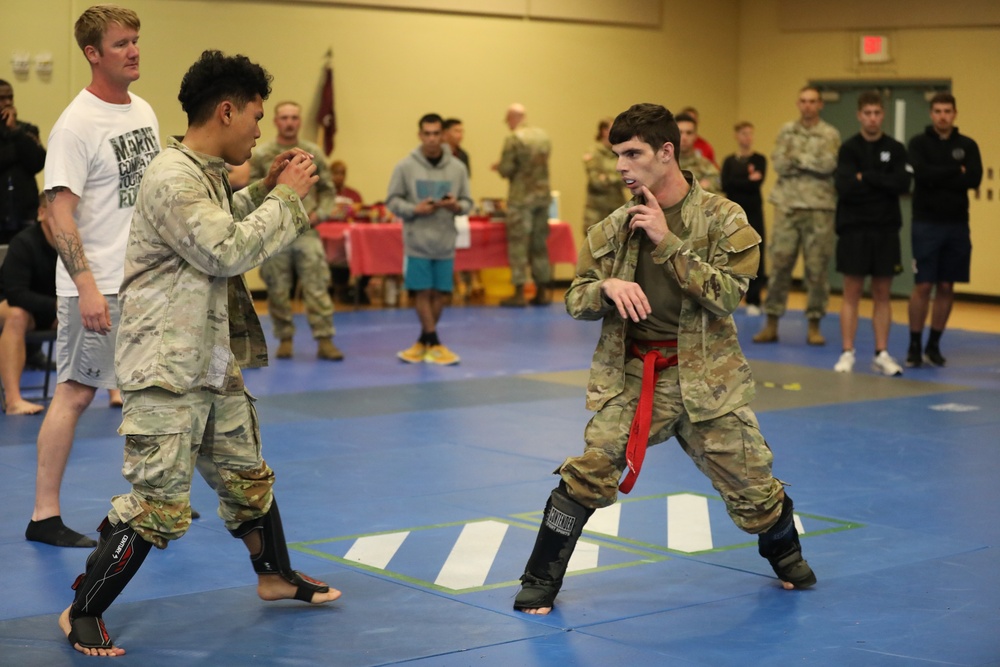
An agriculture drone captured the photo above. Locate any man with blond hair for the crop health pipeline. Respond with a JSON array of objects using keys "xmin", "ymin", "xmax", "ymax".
[{"xmin": 27, "ymin": 4, "xmax": 160, "ymax": 548}]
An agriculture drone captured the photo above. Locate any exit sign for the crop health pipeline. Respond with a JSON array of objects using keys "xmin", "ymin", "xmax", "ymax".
[{"xmin": 860, "ymin": 35, "xmax": 890, "ymax": 63}]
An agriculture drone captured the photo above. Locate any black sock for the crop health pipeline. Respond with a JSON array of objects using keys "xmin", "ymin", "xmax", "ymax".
[
  {"xmin": 909, "ymin": 331, "xmax": 923, "ymax": 349},
  {"xmin": 425, "ymin": 331, "xmax": 441, "ymax": 347},
  {"xmin": 927, "ymin": 329, "xmax": 943, "ymax": 348},
  {"xmin": 25, "ymin": 516, "xmax": 96, "ymax": 548}
]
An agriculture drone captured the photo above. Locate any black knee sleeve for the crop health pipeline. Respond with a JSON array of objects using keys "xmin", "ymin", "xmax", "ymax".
[
  {"xmin": 71, "ymin": 518, "xmax": 153, "ymax": 618},
  {"xmin": 229, "ymin": 497, "xmax": 292, "ymax": 577},
  {"xmin": 515, "ymin": 484, "xmax": 594, "ymax": 610}
]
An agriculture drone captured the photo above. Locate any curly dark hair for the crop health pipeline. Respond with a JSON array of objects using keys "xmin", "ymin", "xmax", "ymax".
[
  {"xmin": 178, "ymin": 50, "xmax": 273, "ymax": 126},
  {"xmin": 609, "ymin": 103, "xmax": 679, "ymax": 157}
]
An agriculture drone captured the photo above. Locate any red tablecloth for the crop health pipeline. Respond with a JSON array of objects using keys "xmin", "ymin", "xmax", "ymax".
[{"xmin": 316, "ymin": 220, "xmax": 577, "ymax": 277}]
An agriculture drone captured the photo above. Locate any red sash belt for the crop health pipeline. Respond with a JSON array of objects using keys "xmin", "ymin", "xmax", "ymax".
[{"xmin": 619, "ymin": 339, "xmax": 678, "ymax": 494}]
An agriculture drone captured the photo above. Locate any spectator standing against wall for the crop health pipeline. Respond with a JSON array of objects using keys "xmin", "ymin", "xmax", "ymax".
[
  {"xmin": 721, "ymin": 121, "xmax": 768, "ymax": 315},
  {"xmin": 905, "ymin": 92, "xmax": 982, "ymax": 368},
  {"xmin": 249, "ymin": 101, "xmax": 343, "ymax": 361},
  {"xmin": 754, "ymin": 86, "xmax": 840, "ymax": 346},
  {"xmin": 832, "ymin": 90, "xmax": 911, "ymax": 376}
]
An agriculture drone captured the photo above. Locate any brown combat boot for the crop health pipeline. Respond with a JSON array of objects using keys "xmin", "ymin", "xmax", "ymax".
[
  {"xmin": 752, "ymin": 315, "xmax": 779, "ymax": 343},
  {"xmin": 276, "ymin": 339, "xmax": 293, "ymax": 359},
  {"xmin": 500, "ymin": 285, "xmax": 527, "ymax": 308},
  {"xmin": 807, "ymin": 319, "xmax": 826, "ymax": 346},
  {"xmin": 530, "ymin": 285, "xmax": 551, "ymax": 306},
  {"xmin": 317, "ymin": 337, "xmax": 345, "ymax": 361}
]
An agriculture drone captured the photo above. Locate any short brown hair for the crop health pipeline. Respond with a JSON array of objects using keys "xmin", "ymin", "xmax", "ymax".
[
  {"xmin": 929, "ymin": 92, "xmax": 956, "ymax": 110},
  {"xmin": 733, "ymin": 121, "xmax": 754, "ymax": 132},
  {"xmin": 609, "ymin": 103, "xmax": 679, "ymax": 158},
  {"xmin": 857, "ymin": 90, "xmax": 883, "ymax": 110},
  {"xmin": 74, "ymin": 4, "xmax": 140, "ymax": 54}
]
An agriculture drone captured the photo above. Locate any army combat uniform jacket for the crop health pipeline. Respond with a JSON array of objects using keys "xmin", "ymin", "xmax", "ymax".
[
  {"xmin": 566, "ymin": 176, "xmax": 760, "ymax": 423},
  {"xmin": 769, "ymin": 119, "xmax": 840, "ymax": 212},
  {"xmin": 497, "ymin": 125, "xmax": 551, "ymax": 207},
  {"xmin": 117, "ymin": 138, "xmax": 310, "ymax": 395}
]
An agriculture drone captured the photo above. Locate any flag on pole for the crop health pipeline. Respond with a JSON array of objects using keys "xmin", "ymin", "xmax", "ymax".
[{"xmin": 316, "ymin": 64, "xmax": 336, "ymax": 155}]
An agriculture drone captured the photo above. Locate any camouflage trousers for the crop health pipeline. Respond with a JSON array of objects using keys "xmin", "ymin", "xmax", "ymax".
[
  {"xmin": 109, "ymin": 386, "xmax": 274, "ymax": 548},
  {"xmin": 558, "ymin": 361, "xmax": 784, "ymax": 534},
  {"xmin": 260, "ymin": 229, "xmax": 335, "ymax": 341},
  {"xmin": 506, "ymin": 203, "xmax": 551, "ymax": 286},
  {"xmin": 762, "ymin": 207, "xmax": 835, "ymax": 320}
]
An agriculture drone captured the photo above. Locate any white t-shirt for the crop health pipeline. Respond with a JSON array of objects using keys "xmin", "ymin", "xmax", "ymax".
[{"xmin": 45, "ymin": 89, "xmax": 160, "ymax": 296}]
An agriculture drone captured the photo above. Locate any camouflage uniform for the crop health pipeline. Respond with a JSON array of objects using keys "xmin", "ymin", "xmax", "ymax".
[
  {"xmin": 583, "ymin": 142, "xmax": 626, "ymax": 231},
  {"xmin": 249, "ymin": 139, "xmax": 336, "ymax": 341},
  {"xmin": 678, "ymin": 151, "xmax": 722, "ymax": 194},
  {"xmin": 561, "ymin": 176, "xmax": 784, "ymax": 534},
  {"xmin": 497, "ymin": 125, "xmax": 552, "ymax": 285},
  {"xmin": 113, "ymin": 138, "xmax": 310, "ymax": 547},
  {"xmin": 764, "ymin": 119, "xmax": 840, "ymax": 320}
]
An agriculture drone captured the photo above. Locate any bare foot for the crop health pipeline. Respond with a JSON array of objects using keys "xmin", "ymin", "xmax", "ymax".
[
  {"xmin": 257, "ymin": 573, "xmax": 342, "ymax": 604},
  {"xmin": 520, "ymin": 606, "xmax": 552, "ymax": 615},
  {"xmin": 59, "ymin": 606, "xmax": 126, "ymax": 657},
  {"xmin": 780, "ymin": 580, "xmax": 795, "ymax": 590},
  {"xmin": 4, "ymin": 398, "xmax": 44, "ymax": 415}
]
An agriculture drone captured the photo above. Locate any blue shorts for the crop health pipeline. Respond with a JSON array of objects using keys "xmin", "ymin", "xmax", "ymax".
[
  {"xmin": 404, "ymin": 256, "xmax": 454, "ymax": 293},
  {"xmin": 911, "ymin": 221, "xmax": 971, "ymax": 284}
]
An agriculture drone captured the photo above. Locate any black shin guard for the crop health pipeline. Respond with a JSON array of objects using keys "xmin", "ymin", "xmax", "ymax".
[
  {"xmin": 229, "ymin": 498, "xmax": 330, "ymax": 601},
  {"xmin": 758, "ymin": 495, "xmax": 817, "ymax": 588},
  {"xmin": 514, "ymin": 484, "xmax": 594, "ymax": 610},
  {"xmin": 71, "ymin": 518, "xmax": 153, "ymax": 618},
  {"xmin": 229, "ymin": 498, "xmax": 294, "ymax": 576}
]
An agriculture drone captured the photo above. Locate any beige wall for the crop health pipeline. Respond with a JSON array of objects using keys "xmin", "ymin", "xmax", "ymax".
[
  {"xmin": 1, "ymin": 0, "xmax": 739, "ymax": 283},
  {"xmin": 2, "ymin": 0, "xmax": 996, "ymax": 295},
  {"xmin": 738, "ymin": 0, "xmax": 1000, "ymax": 296}
]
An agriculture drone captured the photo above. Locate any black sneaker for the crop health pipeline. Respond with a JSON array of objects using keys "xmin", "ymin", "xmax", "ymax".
[
  {"xmin": 905, "ymin": 345, "xmax": 922, "ymax": 368},
  {"xmin": 924, "ymin": 346, "xmax": 946, "ymax": 367}
]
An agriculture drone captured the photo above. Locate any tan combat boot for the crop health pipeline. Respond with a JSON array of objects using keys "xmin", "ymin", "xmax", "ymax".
[
  {"xmin": 752, "ymin": 315, "xmax": 779, "ymax": 343},
  {"xmin": 317, "ymin": 337, "xmax": 345, "ymax": 361},
  {"xmin": 276, "ymin": 339, "xmax": 294, "ymax": 358},
  {"xmin": 807, "ymin": 319, "xmax": 826, "ymax": 346},
  {"xmin": 500, "ymin": 285, "xmax": 527, "ymax": 308}
]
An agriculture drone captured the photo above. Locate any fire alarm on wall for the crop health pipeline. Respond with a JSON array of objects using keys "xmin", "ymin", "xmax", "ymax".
[{"xmin": 860, "ymin": 35, "xmax": 890, "ymax": 63}]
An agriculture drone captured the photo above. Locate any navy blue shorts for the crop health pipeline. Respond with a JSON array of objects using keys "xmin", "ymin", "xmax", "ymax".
[
  {"xmin": 404, "ymin": 256, "xmax": 454, "ymax": 292},
  {"xmin": 911, "ymin": 221, "xmax": 971, "ymax": 284},
  {"xmin": 836, "ymin": 229, "xmax": 902, "ymax": 277}
]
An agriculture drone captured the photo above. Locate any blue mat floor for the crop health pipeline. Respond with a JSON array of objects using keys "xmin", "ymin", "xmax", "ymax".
[{"xmin": 1, "ymin": 304, "xmax": 998, "ymax": 665}]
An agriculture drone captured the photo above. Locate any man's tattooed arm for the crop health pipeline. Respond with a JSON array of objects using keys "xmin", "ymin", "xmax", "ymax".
[{"xmin": 47, "ymin": 186, "xmax": 91, "ymax": 278}]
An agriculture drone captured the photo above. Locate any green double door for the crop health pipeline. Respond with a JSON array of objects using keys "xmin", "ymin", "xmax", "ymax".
[{"xmin": 815, "ymin": 80, "xmax": 950, "ymax": 297}]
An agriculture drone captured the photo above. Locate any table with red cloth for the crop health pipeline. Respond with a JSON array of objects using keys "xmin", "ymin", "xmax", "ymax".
[{"xmin": 316, "ymin": 218, "xmax": 577, "ymax": 276}]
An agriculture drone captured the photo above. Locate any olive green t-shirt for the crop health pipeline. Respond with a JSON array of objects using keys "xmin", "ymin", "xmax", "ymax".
[{"xmin": 628, "ymin": 199, "xmax": 684, "ymax": 341}]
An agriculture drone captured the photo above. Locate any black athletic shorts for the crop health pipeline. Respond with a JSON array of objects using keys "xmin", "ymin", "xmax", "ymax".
[
  {"xmin": 911, "ymin": 220, "xmax": 971, "ymax": 284},
  {"xmin": 836, "ymin": 229, "xmax": 902, "ymax": 277}
]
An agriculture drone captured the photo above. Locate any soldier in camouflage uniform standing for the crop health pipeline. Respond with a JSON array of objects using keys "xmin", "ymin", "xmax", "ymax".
[
  {"xmin": 754, "ymin": 85, "xmax": 840, "ymax": 346},
  {"xmin": 494, "ymin": 103, "xmax": 553, "ymax": 306},
  {"xmin": 676, "ymin": 112, "xmax": 721, "ymax": 194},
  {"xmin": 59, "ymin": 51, "xmax": 340, "ymax": 658},
  {"xmin": 514, "ymin": 103, "xmax": 815, "ymax": 616},
  {"xmin": 583, "ymin": 117, "xmax": 626, "ymax": 231},
  {"xmin": 249, "ymin": 101, "xmax": 343, "ymax": 361}
]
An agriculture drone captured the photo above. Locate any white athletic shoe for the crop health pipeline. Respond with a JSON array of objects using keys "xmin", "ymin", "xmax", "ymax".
[
  {"xmin": 833, "ymin": 350, "xmax": 855, "ymax": 373},
  {"xmin": 871, "ymin": 350, "xmax": 903, "ymax": 376},
  {"xmin": 745, "ymin": 304, "xmax": 762, "ymax": 317}
]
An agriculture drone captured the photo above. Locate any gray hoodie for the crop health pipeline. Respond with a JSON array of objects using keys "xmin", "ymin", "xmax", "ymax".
[{"xmin": 386, "ymin": 146, "xmax": 472, "ymax": 259}]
